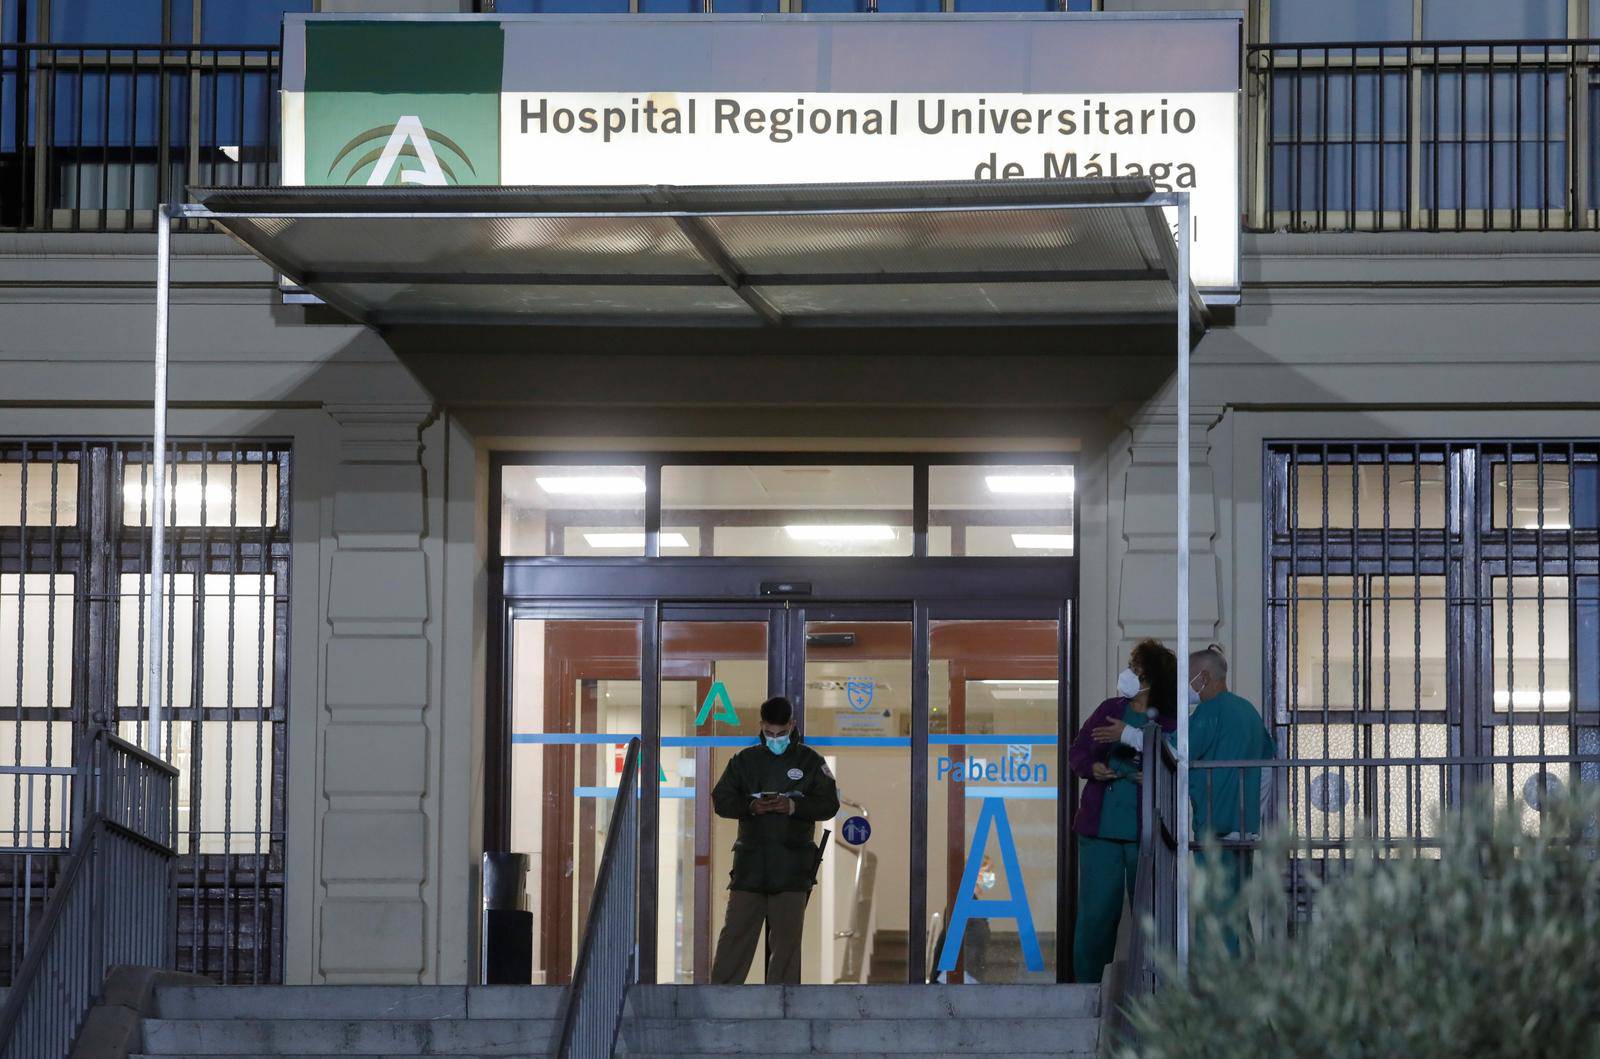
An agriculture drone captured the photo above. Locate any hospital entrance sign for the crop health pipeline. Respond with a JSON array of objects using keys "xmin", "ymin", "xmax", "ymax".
[{"xmin": 281, "ymin": 12, "xmax": 1242, "ymax": 294}]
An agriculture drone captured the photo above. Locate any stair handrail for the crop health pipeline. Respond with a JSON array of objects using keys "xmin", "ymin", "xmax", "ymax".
[
  {"xmin": 553, "ymin": 737, "xmax": 641, "ymax": 1059},
  {"xmin": 1106, "ymin": 723, "xmax": 1182, "ymax": 1048},
  {"xmin": 0, "ymin": 731, "xmax": 178, "ymax": 1059}
]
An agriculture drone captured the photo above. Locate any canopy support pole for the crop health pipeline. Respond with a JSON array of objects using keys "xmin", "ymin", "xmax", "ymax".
[
  {"xmin": 1174, "ymin": 192, "xmax": 1192, "ymax": 970},
  {"xmin": 147, "ymin": 204, "xmax": 171, "ymax": 760}
]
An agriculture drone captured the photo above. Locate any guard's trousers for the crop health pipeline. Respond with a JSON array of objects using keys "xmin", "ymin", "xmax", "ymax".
[{"xmin": 711, "ymin": 889, "xmax": 808, "ymax": 984}]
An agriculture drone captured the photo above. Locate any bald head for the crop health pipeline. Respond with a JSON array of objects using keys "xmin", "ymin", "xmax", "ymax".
[{"xmin": 1188, "ymin": 645, "xmax": 1228, "ymax": 701}]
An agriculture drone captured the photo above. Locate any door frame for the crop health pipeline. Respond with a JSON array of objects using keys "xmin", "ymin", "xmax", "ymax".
[
  {"xmin": 494, "ymin": 588, "xmax": 1077, "ymax": 984},
  {"xmin": 487, "ymin": 450, "xmax": 1081, "ymax": 983}
]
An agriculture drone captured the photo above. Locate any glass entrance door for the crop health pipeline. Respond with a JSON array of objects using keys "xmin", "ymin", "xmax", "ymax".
[
  {"xmin": 502, "ymin": 600, "xmax": 1068, "ymax": 986},
  {"xmin": 656, "ymin": 605, "xmax": 912, "ymax": 986}
]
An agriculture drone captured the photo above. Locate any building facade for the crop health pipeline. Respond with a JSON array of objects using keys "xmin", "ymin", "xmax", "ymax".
[{"xmin": 2, "ymin": 0, "xmax": 1597, "ymax": 988}]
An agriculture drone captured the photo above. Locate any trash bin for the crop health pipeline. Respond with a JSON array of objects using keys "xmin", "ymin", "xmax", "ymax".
[{"xmin": 481, "ymin": 852, "xmax": 533, "ymax": 984}]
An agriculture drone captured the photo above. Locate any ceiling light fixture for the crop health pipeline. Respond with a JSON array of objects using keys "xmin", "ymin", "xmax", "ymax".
[
  {"xmin": 986, "ymin": 472, "xmax": 1074, "ymax": 495},
  {"xmin": 784, "ymin": 524, "xmax": 896, "ymax": 542},
  {"xmin": 583, "ymin": 532, "xmax": 689, "ymax": 549},
  {"xmin": 537, "ymin": 475, "xmax": 645, "ymax": 496},
  {"xmin": 1011, "ymin": 533, "xmax": 1074, "ymax": 550}
]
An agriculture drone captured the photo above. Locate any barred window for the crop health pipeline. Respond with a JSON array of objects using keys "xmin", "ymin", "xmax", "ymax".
[
  {"xmin": 0, "ymin": 439, "xmax": 290, "ymax": 985},
  {"xmin": 1266, "ymin": 442, "xmax": 1600, "ymax": 853}
]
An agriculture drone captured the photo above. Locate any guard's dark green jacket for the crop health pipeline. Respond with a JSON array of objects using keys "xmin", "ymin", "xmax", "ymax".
[{"xmin": 711, "ymin": 738, "xmax": 841, "ymax": 894}]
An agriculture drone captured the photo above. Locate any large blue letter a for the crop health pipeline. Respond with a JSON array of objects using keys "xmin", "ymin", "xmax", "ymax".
[{"xmin": 936, "ymin": 798, "xmax": 1043, "ymax": 974}]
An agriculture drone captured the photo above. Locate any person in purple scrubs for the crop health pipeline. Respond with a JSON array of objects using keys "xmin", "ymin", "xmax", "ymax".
[{"xmin": 1069, "ymin": 639, "xmax": 1177, "ymax": 984}]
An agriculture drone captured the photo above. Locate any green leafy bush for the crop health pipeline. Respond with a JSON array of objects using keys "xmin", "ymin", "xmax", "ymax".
[{"xmin": 1120, "ymin": 790, "xmax": 1600, "ymax": 1058}]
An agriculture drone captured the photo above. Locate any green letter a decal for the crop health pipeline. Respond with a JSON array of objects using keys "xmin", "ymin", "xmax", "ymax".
[{"xmin": 695, "ymin": 681, "xmax": 739, "ymax": 727}]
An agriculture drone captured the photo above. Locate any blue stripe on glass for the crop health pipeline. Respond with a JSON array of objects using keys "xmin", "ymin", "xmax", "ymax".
[
  {"xmin": 515, "ymin": 733, "xmax": 924, "ymax": 749},
  {"xmin": 573, "ymin": 786, "xmax": 694, "ymax": 799},
  {"xmin": 806, "ymin": 736, "xmax": 910, "ymax": 748},
  {"xmin": 930, "ymin": 734, "xmax": 1058, "ymax": 746},
  {"xmin": 568, "ymin": 784, "xmax": 1053, "ymax": 800}
]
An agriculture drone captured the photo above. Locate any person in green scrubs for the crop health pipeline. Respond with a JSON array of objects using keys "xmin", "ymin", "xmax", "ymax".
[
  {"xmin": 1068, "ymin": 639, "xmax": 1177, "ymax": 984},
  {"xmin": 1186, "ymin": 644, "xmax": 1275, "ymax": 955}
]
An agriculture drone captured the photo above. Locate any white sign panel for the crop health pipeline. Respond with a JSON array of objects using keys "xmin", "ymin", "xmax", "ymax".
[{"xmin": 504, "ymin": 90, "xmax": 1237, "ymax": 290}]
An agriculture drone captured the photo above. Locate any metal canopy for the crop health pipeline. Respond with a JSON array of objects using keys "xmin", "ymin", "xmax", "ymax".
[
  {"xmin": 150, "ymin": 182, "xmax": 1199, "ymax": 970},
  {"xmin": 184, "ymin": 177, "xmax": 1206, "ymax": 330}
]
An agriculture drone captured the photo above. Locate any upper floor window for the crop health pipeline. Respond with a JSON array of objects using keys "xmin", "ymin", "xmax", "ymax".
[
  {"xmin": 8, "ymin": 0, "xmax": 311, "ymax": 44},
  {"xmin": 1271, "ymin": 0, "xmax": 1572, "ymax": 42}
]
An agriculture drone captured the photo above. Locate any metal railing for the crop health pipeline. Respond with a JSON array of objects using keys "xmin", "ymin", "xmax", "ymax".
[
  {"xmin": 0, "ymin": 731, "xmax": 177, "ymax": 1059},
  {"xmin": 1113, "ymin": 723, "xmax": 1183, "ymax": 1035},
  {"xmin": 0, "ymin": 43, "xmax": 281, "ymax": 232},
  {"xmin": 1248, "ymin": 39, "xmax": 1600, "ymax": 232},
  {"xmin": 1192, "ymin": 752, "xmax": 1600, "ymax": 923},
  {"xmin": 553, "ymin": 736, "xmax": 640, "ymax": 1059}
]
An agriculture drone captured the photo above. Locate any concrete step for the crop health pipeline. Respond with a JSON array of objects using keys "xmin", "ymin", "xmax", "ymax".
[
  {"xmin": 622, "ymin": 1054, "xmax": 1093, "ymax": 1059},
  {"xmin": 615, "ymin": 1016, "xmax": 1098, "ymax": 1054},
  {"xmin": 625, "ymin": 984, "xmax": 1098, "ymax": 1020},
  {"xmin": 133, "ymin": 1055, "xmax": 1091, "ymax": 1059},
  {"xmin": 140, "ymin": 1018, "xmax": 557, "ymax": 1055},
  {"xmin": 154, "ymin": 985, "xmax": 564, "ymax": 1021}
]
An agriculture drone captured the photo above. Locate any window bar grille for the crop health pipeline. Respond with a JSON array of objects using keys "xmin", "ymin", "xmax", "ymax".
[
  {"xmin": 190, "ymin": 446, "xmax": 208, "ymax": 976},
  {"xmin": 1410, "ymin": 443, "xmax": 1423, "ymax": 841},
  {"xmin": 252, "ymin": 452, "xmax": 269, "ymax": 984},
  {"xmin": 1269, "ymin": 440, "xmax": 1600, "ymax": 886}
]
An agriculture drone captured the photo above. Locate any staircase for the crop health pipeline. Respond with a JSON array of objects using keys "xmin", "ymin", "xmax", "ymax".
[
  {"xmin": 617, "ymin": 984, "xmax": 1098, "ymax": 1057},
  {"xmin": 131, "ymin": 983, "xmax": 1100, "ymax": 1058},
  {"xmin": 137, "ymin": 986, "xmax": 562, "ymax": 1058}
]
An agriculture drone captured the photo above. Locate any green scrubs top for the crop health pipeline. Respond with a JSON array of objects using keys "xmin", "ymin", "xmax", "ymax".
[
  {"xmin": 1188, "ymin": 690, "xmax": 1275, "ymax": 838},
  {"xmin": 1096, "ymin": 703, "xmax": 1152, "ymax": 842}
]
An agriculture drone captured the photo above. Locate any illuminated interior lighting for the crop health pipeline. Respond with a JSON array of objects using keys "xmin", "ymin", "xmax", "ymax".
[
  {"xmin": 784, "ymin": 524, "xmax": 896, "ymax": 542},
  {"xmin": 122, "ymin": 481, "xmax": 237, "ymax": 508},
  {"xmin": 978, "ymin": 679, "xmax": 1058, "ymax": 686},
  {"xmin": 986, "ymin": 472, "xmax": 1074, "ymax": 495},
  {"xmin": 536, "ymin": 475, "xmax": 645, "ymax": 496},
  {"xmin": 583, "ymin": 532, "xmax": 689, "ymax": 549},
  {"xmin": 1494, "ymin": 689, "xmax": 1571, "ymax": 709},
  {"xmin": 1011, "ymin": 533, "xmax": 1074, "ymax": 550}
]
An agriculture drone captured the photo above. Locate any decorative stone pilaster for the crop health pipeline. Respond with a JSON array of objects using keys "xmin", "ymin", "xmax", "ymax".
[
  {"xmin": 1112, "ymin": 403, "xmax": 1227, "ymax": 667},
  {"xmin": 318, "ymin": 404, "xmax": 436, "ymax": 983}
]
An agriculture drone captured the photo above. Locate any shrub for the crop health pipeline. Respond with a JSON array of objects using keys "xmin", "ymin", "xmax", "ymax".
[{"xmin": 1119, "ymin": 789, "xmax": 1600, "ymax": 1058}]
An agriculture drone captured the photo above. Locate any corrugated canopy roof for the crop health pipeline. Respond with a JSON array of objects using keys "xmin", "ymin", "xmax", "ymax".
[{"xmin": 186, "ymin": 178, "xmax": 1203, "ymax": 330}]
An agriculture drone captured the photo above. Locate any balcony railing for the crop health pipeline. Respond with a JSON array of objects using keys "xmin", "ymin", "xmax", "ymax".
[
  {"xmin": 1248, "ymin": 39, "xmax": 1600, "ymax": 233},
  {"xmin": 5, "ymin": 40, "xmax": 1600, "ymax": 236},
  {"xmin": 0, "ymin": 43, "xmax": 280, "ymax": 233}
]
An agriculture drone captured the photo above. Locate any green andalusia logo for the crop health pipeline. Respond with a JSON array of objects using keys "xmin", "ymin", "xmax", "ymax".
[
  {"xmin": 326, "ymin": 118, "xmax": 479, "ymax": 186},
  {"xmin": 302, "ymin": 22, "xmax": 502, "ymax": 187}
]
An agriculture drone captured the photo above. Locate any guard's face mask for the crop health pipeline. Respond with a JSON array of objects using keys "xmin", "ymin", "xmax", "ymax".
[{"xmin": 765, "ymin": 733, "xmax": 791, "ymax": 755}]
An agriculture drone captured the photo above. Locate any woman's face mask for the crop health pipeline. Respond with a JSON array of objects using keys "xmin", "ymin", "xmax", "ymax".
[
  {"xmin": 979, "ymin": 869, "xmax": 997, "ymax": 891},
  {"xmin": 1116, "ymin": 667, "xmax": 1142, "ymax": 699}
]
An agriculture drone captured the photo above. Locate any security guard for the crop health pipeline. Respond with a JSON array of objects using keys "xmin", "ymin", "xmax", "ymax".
[{"xmin": 709, "ymin": 695, "xmax": 840, "ymax": 984}]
